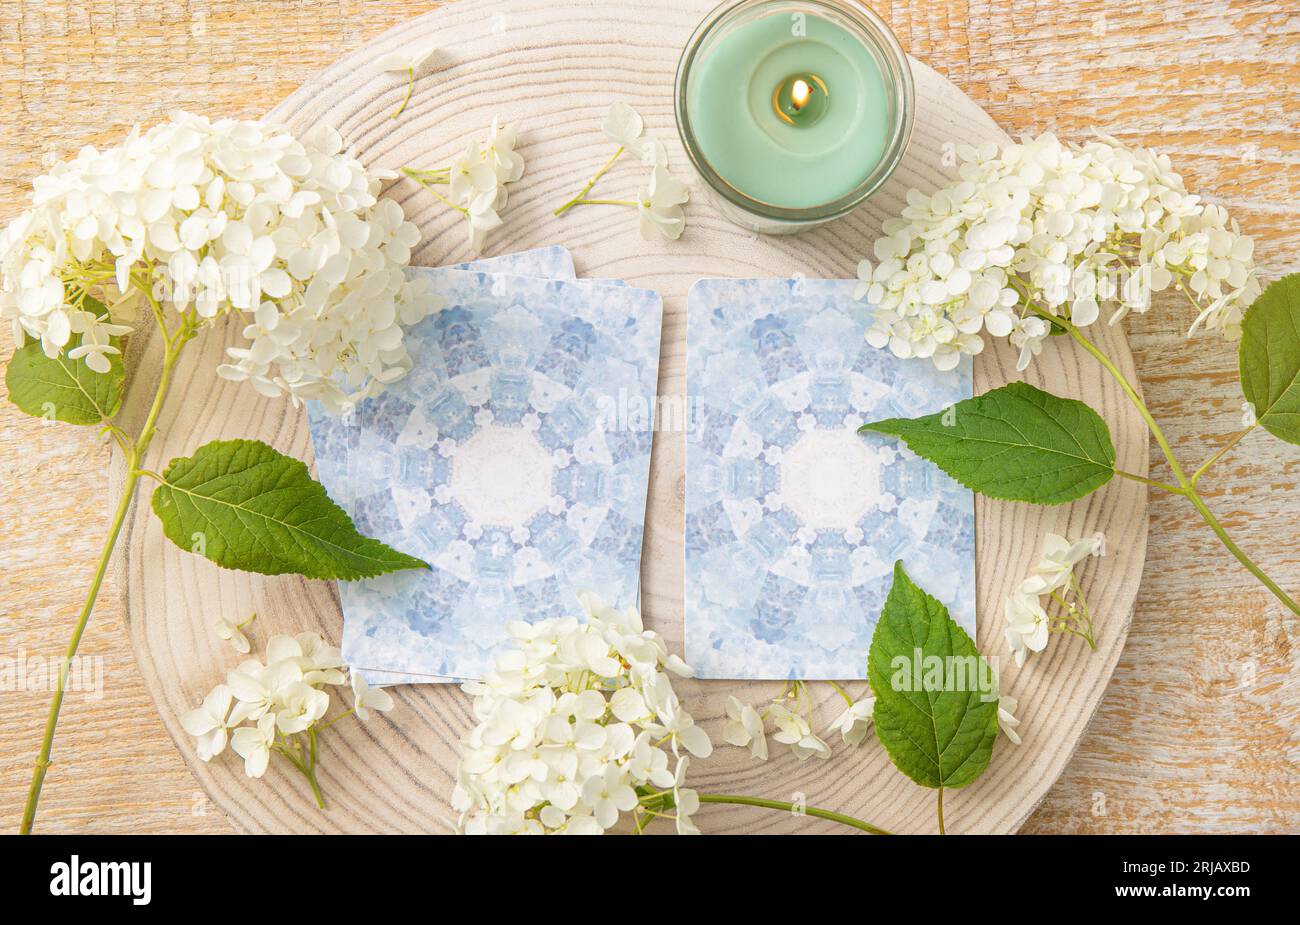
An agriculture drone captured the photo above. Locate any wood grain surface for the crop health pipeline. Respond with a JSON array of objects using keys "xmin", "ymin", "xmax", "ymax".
[{"xmin": 0, "ymin": 0, "xmax": 1295, "ymax": 835}]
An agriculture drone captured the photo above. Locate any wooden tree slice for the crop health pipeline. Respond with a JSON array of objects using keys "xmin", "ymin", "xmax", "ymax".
[{"xmin": 111, "ymin": 0, "xmax": 1148, "ymax": 834}]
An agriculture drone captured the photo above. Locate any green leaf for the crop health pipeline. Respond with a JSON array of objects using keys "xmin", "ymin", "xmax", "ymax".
[
  {"xmin": 1239, "ymin": 273, "xmax": 1300, "ymax": 446},
  {"xmin": 5, "ymin": 297, "xmax": 124, "ymax": 425},
  {"xmin": 860, "ymin": 381, "xmax": 1116, "ymax": 504},
  {"xmin": 868, "ymin": 562, "xmax": 999, "ymax": 790},
  {"xmin": 151, "ymin": 438, "xmax": 429, "ymax": 580}
]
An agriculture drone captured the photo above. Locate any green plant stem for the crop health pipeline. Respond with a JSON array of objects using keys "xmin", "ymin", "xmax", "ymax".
[
  {"xmin": 1113, "ymin": 469, "xmax": 1183, "ymax": 493},
  {"xmin": 1049, "ymin": 312, "xmax": 1189, "ymax": 484},
  {"xmin": 306, "ymin": 729, "xmax": 326, "ymax": 809},
  {"xmin": 1181, "ymin": 487, "xmax": 1300, "ymax": 615},
  {"xmin": 276, "ymin": 739, "xmax": 327, "ymax": 809},
  {"xmin": 1191, "ymin": 425, "xmax": 1256, "ymax": 486},
  {"xmin": 1069, "ymin": 571, "xmax": 1097, "ymax": 649},
  {"xmin": 570, "ymin": 198, "xmax": 639, "ymax": 207},
  {"xmin": 19, "ymin": 317, "xmax": 190, "ymax": 834},
  {"xmin": 937, "ymin": 787, "xmax": 946, "ymax": 835},
  {"xmin": 401, "ymin": 169, "xmax": 469, "ymax": 215},
  {"xmin": 826, "ymin": 680, "xmax": 855, "ymax": 706},
  {"xmin": 390, "ymin": 67, "xmax": 415, "ymax": 120},
  {"xmin": 696, "ymin": 794, "xmax": 890, "ymax": 834},
  {"xmin": 1032, "ymin": 307, "xmax": 1300, "ymax": 618},
  {"xmin": 304, "ymin": 770, "xmax": 326, "ymax": 810},
  {"xmin": 554, "ymin": 146, "xmax": 624, "ymax": 216},
  {"xmin": 315, "ymin": 707, "xmax": 354, "ymax": 733}
]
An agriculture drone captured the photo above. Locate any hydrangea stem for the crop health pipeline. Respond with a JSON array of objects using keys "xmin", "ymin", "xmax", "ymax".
[
  {"xmin": 390, "ymin": 67, "xmax": 415, "ymax": 120},
  {"xmin": 305, "ymin": 728, "xmax": 326, "ymax": 809},
  {"xmin": 1032, "ymin": 307, "xmax": 1300, "ymax": 618},
  {"xmin": 554, "ymin": 146, "xmax": 624, "ymax": 216},
  {"xmin": 19, "ymin": 315, "xmax": 191, "ymax": 834},
  {"xmin": 696, "ymin": 794, "xmax": 891, "ymax": 834},
  {"xmin": 304, "ymin": 767, "xmax": 326, "ymax": 810}
]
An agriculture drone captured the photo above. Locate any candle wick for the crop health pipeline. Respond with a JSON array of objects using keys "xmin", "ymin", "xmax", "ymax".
[{"xmin": 792, "ymin": 79, "xmax": 811, "ymax": 110}]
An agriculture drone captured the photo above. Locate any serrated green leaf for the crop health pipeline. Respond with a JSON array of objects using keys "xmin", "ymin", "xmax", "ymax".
[
  {"xmin": 5, "ymin": 296, "xmax": 124, "ymax": 425},
  {"xmin": 151, "ymin": 438, "xmax": 429, "ymax": 580},
  {"xmin": 868, "ymin": 562, "xmax": 999, "ymax": 790},
  {"xmin": 860, "ymin": 381, "xmax": 1116, "ymax": 504},
  {"xmin": 1239, "ymin": 273, "xmax": 1300, "ymax": 446}
]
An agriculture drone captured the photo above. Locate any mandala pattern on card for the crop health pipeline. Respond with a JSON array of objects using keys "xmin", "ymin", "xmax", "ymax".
[
  {"xmin": 685, "ymin": 277, "xmax": 975, "ymax": 680},
  {"xmin": 310, "ymin": 267, "xmax": 661, "ymax": 681}
]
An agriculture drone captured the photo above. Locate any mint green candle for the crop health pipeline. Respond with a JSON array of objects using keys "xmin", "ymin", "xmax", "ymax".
[
  {"xmin": 690, "ymin": 14, "xmax": 889, "ymax": 208},
  {"xmin": 677, "ymin": 0, "xmax": 913, "ymax": 232}
]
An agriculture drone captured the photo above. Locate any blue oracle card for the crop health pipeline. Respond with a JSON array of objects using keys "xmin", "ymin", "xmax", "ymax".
[
  {"xmin": 312, "ymin": 247, "xmax": 574, "ymax": 685},
  {"xmin": 309, "ymin": 264, "xmax": 663, "ymax": 682},
  {"xmin": 449, "ymin": 244, "xmax": 574, "ymax": 279},
  {"xmin": 313, "ymin": 247, "xmax": 575, "ymax": 684},
  {"xmin": 685, "ymin": 277, "xmax": 976, "ymax": 680}
]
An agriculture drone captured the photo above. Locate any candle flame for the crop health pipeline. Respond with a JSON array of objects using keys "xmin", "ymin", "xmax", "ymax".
[{"xmin": 791, "ymin": 79, "xmax": 812, "ymax": 111}]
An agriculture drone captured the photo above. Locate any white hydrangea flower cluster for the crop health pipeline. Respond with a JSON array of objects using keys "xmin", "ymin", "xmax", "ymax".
[
  {"xmin": 0, "ymin": 110, "xmax": 432, "ymax": 413},
  {"xmin": 1004, "ymin": 532, "xmax": 1104, "ymax": 667},
  {"xmin": 452, "ymin": 591, "xmax": 712, "ymax": 835},
  {"xmin": 182, "ymin": 629, "xmax": 392, "ymax": 794},
  {"xmin": 855, "ymin": 133, "xmax": 1261, "ymax": 371}
]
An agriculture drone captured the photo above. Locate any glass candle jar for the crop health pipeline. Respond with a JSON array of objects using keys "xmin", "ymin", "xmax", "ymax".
[{"xmin": 675, "ymin": 0, "xmax": 914, "ymax": 235}]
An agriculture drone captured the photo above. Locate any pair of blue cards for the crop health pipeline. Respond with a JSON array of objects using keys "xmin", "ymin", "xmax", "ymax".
[{"xmin": 308, "ymin": 247, "xmax": 974, "ymax": 683}]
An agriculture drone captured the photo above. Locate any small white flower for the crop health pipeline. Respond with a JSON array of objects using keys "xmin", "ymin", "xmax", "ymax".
[
  {"xmin": 181, "ymin": 684, "xmax": 233, "ymax": 761},
  {"xmin": 376, "ymin": 47, "xmax": 437, "ymax": 75},
  {"xmin": 769, "ymin": 702, "xmax": 831, "ymax": 760},
  {"xmin": 827, "ymin": 695, "xmax": 876, "ymax": 747},
  {"xmin": 66, "ymin": 340, "xmax": 121, "ymax": 374},
  {"xmin": 600, "ymin": 101, "xmax": 665, "ymax": 167},
  {"xmin": 231, "ymin": 713, "xmax": 277, "ymax": 778},
  {"xmin": 1010, "ymin": 316, "xmax": 1050, "ymax": 372},
  {"xmin": 723, "ymin": 695, "xmax": 768, "ymax": 760},
  {"xmin": 580, "ymin": 765, "xmax": 638, "ymax": 831},
  {"xmin": 628, "ymin": 732, "xmax": 675, "ymax": 789},
  {"xmin": 1003, "ymin": 591, "xmax": 1050, "ymax": 668},
  {"xmin": 466, "ymin": 189, "xmax": 505, "ymax": 253},
  {"xmin": 637, "ymin": 165, "xmax": 689, "ymax": 242},
  {"xmin": 226, "ymin": 657, "xmax": 301, "ymax": 725},
  {"xmin": 296, "ymin": 632, "xmax": 347, "ymax": 686},
  {"xmin": 275, "ymin": 681, "xmax": 330, "ymax": 735},
  {"xmin": 671, "ymin": 756, "xmax": 701, "ymax": 835},
  {"xmin": 602, "ymin": 101, "xmax": 644, "ymax": 149},
  {"xmin": 997, "ymin": 693, "xmax": 1022, "ymax": 746},
  {"xmin": 485, "ymin": 117, "xmax": 525, "ymax": 184},
  {"xmin": 1023, "ymin": 532, "xmax": 1103, "ymax": 596},
  {"xmin": 647, "ymin": 680, "xmax": 713, "ymax": 758},
  {"xmin": 792, "ymin": 733, "xmax": 832, "ymax": 761},
  {"xmin": 854, "ymin": 258, "xmax": 874, "ymax": 302},
  {"xmin": 448, "ymin": 142, "xmax": 499, "ymax": 204},
  {"xmin": 213, "ymin": 613, "xmax": 254, "ymax": 655},
  {"xmin": 349, "ymin": 669, "xmax": 395, "ymax": 721}
]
